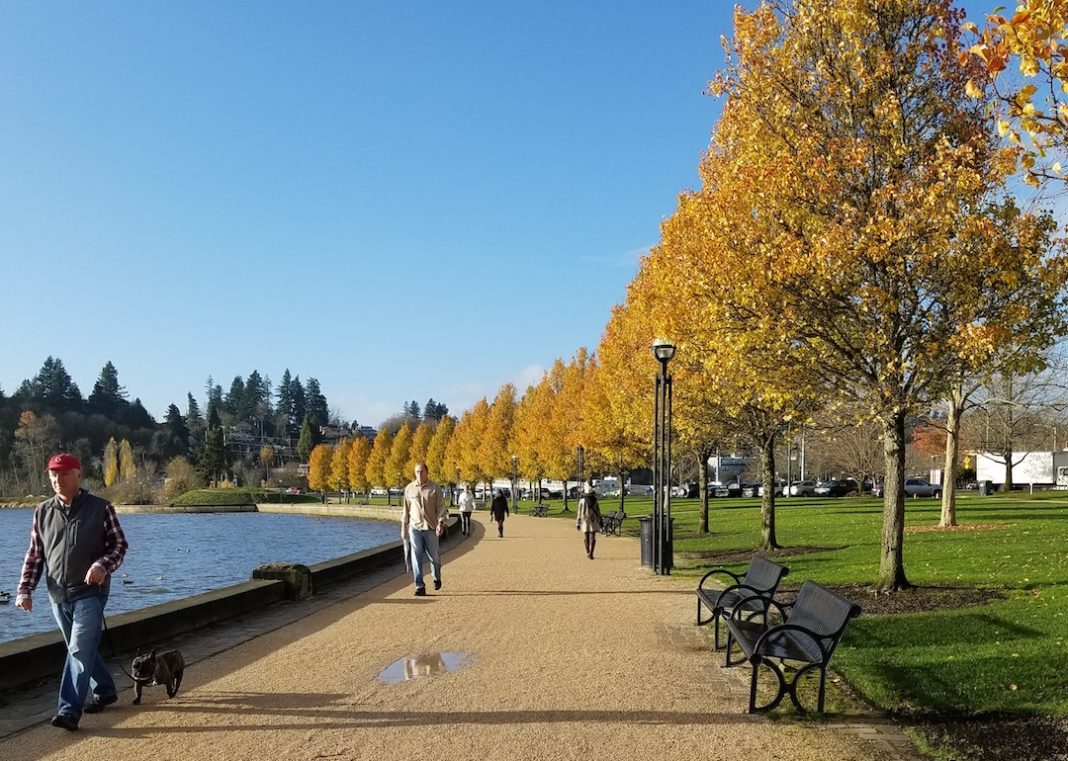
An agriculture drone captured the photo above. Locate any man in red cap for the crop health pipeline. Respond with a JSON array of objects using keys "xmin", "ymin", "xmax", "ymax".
[{"xmin": 16, "ymin": 452, "xmax": 129, "ymax": 731}]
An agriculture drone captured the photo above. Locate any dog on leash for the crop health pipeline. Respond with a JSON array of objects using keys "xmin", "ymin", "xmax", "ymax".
[{"xmin": 131, "ymin": 648, "xmax": 185, "ymax": 704}]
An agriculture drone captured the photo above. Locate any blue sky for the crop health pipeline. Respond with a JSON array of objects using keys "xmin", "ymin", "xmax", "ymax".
[{"xmin": 0, "ymin": 1, "xmax": 1001, "ymax": 427}]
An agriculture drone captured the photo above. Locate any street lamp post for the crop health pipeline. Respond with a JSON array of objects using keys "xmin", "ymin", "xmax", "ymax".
[
  {"xmin": 652, "ymin": 338, "xmax": 675, "ymax": 575},
  {"xmin": 511, "ymin": 454, "xmax": 519, "ymax": 514}
]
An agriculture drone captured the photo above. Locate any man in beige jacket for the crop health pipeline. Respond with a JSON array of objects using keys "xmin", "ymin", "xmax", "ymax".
[{"xmin": 402, "ymin": 462, "xmax": 447, "ymax": 596}]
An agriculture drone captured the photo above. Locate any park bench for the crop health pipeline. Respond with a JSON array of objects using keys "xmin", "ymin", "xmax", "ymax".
[
  {"xmin": 599, "ymin": 510, "xmax": 627, "ymax": 536},
  {"xmin": 723, "ymin": 580, "xmax": 861, "ymax": 714},
  {"xmin": 531, "ymin": 504, "xmax": 549, "ymax": 517},
  {"xmin": 695, "ymin": 556, "xmax": 789, "ymax": 650}
]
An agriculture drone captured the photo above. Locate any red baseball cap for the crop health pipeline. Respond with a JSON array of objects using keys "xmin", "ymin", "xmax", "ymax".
[{"xmin": 46, "ymin": 453, "xmax": 82, "ymax": 472}]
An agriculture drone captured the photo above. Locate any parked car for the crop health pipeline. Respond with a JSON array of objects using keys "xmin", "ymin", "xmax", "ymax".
[
  {"xmin": 787, "ymin": 480, "xmax": 818, "ymax": 497},
  {"xmin": 757, "ymin": 480, "xmax": 786, "ymax": 497},
  {"xmin": 814, "ymin": 479, "xmax": 859, "ymax": 497},
  {"xmin": 904, "ymin": 478, "xmax": 941, "ymax": 498},
  {"xmin": 740, "ymin": 483, "xmax": 761, "ymax": 498},
  {"xmin": 714, "ymin": 482, "xmax": 742, "ymax": 498},
  {"xmin": 628, "ymin": 484, "xmax": 654, "ymax": 497}
]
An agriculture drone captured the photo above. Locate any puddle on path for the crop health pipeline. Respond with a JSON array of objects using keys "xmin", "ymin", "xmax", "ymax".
[{"xmin": 377, "ymin": 652, "xmax": 472, "ymax": 683}]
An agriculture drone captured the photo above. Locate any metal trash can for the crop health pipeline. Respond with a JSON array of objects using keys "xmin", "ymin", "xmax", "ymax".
[
  {"xmin": 639, "ymin": 516, "xmax": 653, "ymax": 567},
  {"xmin": 979, "ymin": 480, "xmax": 993, "ymax": 496},
  {"xmin": 638, "ymin": 516, "xmax": 674, "ymax": 570}
]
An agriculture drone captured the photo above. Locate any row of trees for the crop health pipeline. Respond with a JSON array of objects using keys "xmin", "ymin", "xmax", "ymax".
[{"xmin": 320, "ymin": 1, "xmax": 1067, "ymax": 595}]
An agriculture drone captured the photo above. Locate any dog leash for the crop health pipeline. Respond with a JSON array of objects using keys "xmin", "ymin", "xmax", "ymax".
[{"xmin": 100, "ymin": 615, "xmax": 139, "ymax": 682}]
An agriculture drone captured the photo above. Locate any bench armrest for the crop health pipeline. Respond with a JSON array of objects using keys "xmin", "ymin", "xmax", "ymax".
[
  {"xmin": 697, "ymin": 567, "xmax": 743, "ymax": 589},
  {"xmin": 727, "ymin": 592, "xmax": 785, "ymax": 622}
]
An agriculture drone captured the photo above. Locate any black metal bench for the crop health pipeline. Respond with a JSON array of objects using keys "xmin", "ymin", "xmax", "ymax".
[
  {"xmin": 531, "ymin": 504, "xmax": 549, "ymax": 517},
  {"xmin": 723, "ymin": 580, "xmax": 861, "ymax": 714},
  {"xmin": 599, "ymin": 510, "xmax": 627, "ymax": 535},
  {"xmin": 695, "ymin": 556, "xmax": 789, "ymax": 650}
]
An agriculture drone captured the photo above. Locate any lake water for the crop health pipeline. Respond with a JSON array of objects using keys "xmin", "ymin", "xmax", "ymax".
[{"xmin": 0, "ymin": 508, "xmax": 398, "ymax": 644}]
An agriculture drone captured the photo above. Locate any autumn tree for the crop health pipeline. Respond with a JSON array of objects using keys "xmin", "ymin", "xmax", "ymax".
[
  {"xmin": 407, "ymin": 421, "xmax": 435, "ymax": 477},
  {"xmin": 119, "ymin": 439, "xmax": 136, "ymax": 482},
  {"xmin": 13, "ymin": 411, "xmax": 60, "ymax": 494},
  {"xmin": 103, "ymin": 437, "xmax": 119, "ymax": 488},
  {"xmin": 386, "ymin": 422, "xmax": 414, "ymax": 495},
  {"xmin": 456, "ymin": 400, "xmax": 491, "ymax": 493},
  {"xmin": 365, "ymin": 428, "xmax": 393, "ymax": 503},
  {"xmin": 427, "ymin": 415, "xmax": 456, "ymax": 486},
  {"xmin": 330, "ymin": 438, "xmax": 353, "ymax": 501},
  {"xmin": 308, "ymin": 443, "xmax": 333, "ymax": 494},
  {"xmin": 702, "ymin": 0, "xmax": 1068, "ymax": 590},
  {"xmin": 347, "ymin": 436, "xmax": 372, "ymax": 500},
  {"xmin": 512, "ymin": 379, "xmax": 553, "ymax": 500},
  {"xmin": 478, "ymin": 384, "xmax": 518, "ymax": 483},
  {"xmin": 259, "ymin": 444, "xmax": 275, "ymax": 484}
]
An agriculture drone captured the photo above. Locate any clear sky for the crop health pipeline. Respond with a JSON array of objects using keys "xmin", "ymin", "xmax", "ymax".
[{"xmin": 0, "ymin": 1, "xmax": 999, "ymax": 427}]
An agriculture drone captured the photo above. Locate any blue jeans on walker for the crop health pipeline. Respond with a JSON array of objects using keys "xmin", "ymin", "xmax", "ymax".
[
  {"xmin": 50, "ymin": 594, "xmax": 117, "ymax": 719},
  {"xmin": 409, "ymin": 528, "xmax": 441, "ymax": 591}
]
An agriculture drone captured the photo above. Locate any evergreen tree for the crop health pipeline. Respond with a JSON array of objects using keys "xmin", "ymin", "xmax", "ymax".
[
  {"xmin": 425, "ymin": 399, "xmax": 449, "ymax": 420},
  {"xmin": 305, "ymin": 378, "xmax": 328, "ymax": 428},
  {"xmin": 197, "ymin": 427, "xmax": 227, "ymax": 486},
  {"xmin": 276, "ymin": 369, "xmax": 295, "ymax": 428},
  {"xmin": 405, "ymin": 400, "xmax": 422, "ymax": 420},
  {"xmin": 30, "ymin": 356, "xmax": 83, "ymax": 412},
  {"xmin": 241, "ymin": 370, "xmax": 270, "ymax": 423},
  {"xmin": 87, "ymin": 361, "xmax": 127, "ymax": 416},
  {"xmin": 224, "ymin": 376, "xmax": 245, "ymax": 416},
  {"xmin": 165, "ymin": 403, "xmax": 191, "ymax": 458},
  {"xmin": 297, "ymin": 417, "xmax": 317, "ymax": 462},
  {"xmin": 291, "ymin": 376, "xmax": 306, "ymax": 436}
]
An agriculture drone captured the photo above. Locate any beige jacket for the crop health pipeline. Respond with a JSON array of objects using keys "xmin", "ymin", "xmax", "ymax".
[{"xmin": 402, "ymin": 478, "xmax": 447, "ymax": 530}]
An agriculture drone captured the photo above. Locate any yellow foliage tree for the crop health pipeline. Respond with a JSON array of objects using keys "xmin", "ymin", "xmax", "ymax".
[
  {"xmin": 477, "ymin": 384, "xmax": 518, "ymax": 482},
  {"xmin": 347, "ymin": 436, "xmax": 372, "ymax": 499},
  {"xmin": 407, "ymin": 421, "xmax": 435, "ymax": 477},
  {"xmin": 365, "ymin": 428, "xmax": 393, "ymax": 502},
  {"xmin": 103, "ymin": 437, "xmax": 119, "ymax": 488},
  {"xmin": 330, "ymin": 438, "xmax": 353, "ymax": 500},
  {"xmin": 118, "ymin": 439, "xmax": 136, "ymax": 482},
  {"xmin": 427, "ymin": 415, "xmax": 456, "ymax": 485},
  {"xmin": 386, "ymin": 422, "xmax": 414, "ymax": 494},
  {"xmin": 511, "ymin": 377, "xmax": 553, "ymax": 497},
  {"xmin": 308, "ymin": 444, "xmax": 333, "ymax": 494}
]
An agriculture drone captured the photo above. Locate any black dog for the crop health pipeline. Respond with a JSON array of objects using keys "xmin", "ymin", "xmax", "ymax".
[{"xmin": 131, "ymin": 649, "xmax": 185, "ymax": 705}]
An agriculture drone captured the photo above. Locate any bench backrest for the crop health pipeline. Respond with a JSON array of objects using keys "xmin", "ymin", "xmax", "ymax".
[
  {"xmin": 783, "ymin": 581, "xmax": 861, "ymax": 660},
  {"xmin": 741, "ymin": 557, "xmax": 790, "ymax": 595}
]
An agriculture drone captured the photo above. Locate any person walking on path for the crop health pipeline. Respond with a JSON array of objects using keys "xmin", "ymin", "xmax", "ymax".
[
  {"xmin": 457, "ymin": 484, "xmax": 475, "ymax": 536},
  {"xmin": 489, "ymin": 489, "xmax": 509, "ymax": 537},
  {"xmin": 402, "ymin": 462, "xmax": 447, "ymax": 596},
  {"xmin": 16, "ymin": 453, "xmax": 129, "ymax": 731},
  {"xmin": 576, "ymin": 483, "xmax": 602, "ymax": 559}
]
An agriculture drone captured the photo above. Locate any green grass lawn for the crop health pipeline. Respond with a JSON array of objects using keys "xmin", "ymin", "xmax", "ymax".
[{"xmin": 540, "ymin": 492, "xmax": 1068, "ymax": 719}]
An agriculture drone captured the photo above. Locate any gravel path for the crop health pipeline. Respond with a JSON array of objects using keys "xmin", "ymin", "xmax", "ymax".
[{"xmin": 0, "ymin": 513, "xmax": 921, "ymax": 761}]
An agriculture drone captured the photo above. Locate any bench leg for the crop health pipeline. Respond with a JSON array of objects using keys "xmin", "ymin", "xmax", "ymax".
[{"xmin": 747, "ymin": 658, "xmax": 788, "ymax": 714}]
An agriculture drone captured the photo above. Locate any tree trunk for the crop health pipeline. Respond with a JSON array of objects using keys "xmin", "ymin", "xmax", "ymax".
[
  {"xmin": 1002, "ymin": 443, "xmax": 1014, "ymax": 491},
  {"xmin": 698, "ymin": 454, "xmax": 710, "ymax": 535},
  {"xmin": 940, "ymin": 398, "xmax": 962, "ymax": 527},
  {"xmin": 878, "ymin": 411, "xmax": 911, "ymax": 591},
  {"xmin": 618, "ymin": 469, "xmax": 627, "ymax": 512},
  {"xmin": 562, "ymin": 479, "xmax": 570, "ymax": 513},
  {"xmin": 760, "ymin": 433, "xmax": 780, "ymax": 550}
]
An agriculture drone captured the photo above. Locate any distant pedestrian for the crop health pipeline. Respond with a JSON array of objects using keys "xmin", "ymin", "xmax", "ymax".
[
  {"xmin": 576, "ymin": 483, "xmax": 602, "ymax": 559},
  {"xmin": 402, "ymin": 463, "xmax": 448, "ymax": 596},
  {"xmin": 489, "ymin": 489, "xmax": 509, "ymax": 537},
  {"xmin": 457, "ymin": 484, "xmax": 475, "ymax": 536},
  {"xmin": 16, "ymin": 453, "xmax": 129, "ymax": 731}
]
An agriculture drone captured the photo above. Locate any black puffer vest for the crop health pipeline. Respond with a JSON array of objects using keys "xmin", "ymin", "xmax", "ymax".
[{"xmin": 35, "ymin": 489, "xmax": 113, "ymax": 604}]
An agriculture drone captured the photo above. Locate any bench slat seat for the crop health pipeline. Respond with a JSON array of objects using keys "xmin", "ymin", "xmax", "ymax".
[
  {"xmin": 723, "ymin": 581, "xmax": 861, "ymax": 714},
  {"xmin": 600, "ymin": 510, "xmax": 627, "ymax": 536},
  {"xmin": 695, "ymin": 556, "xmax": 789, "ymax": 650}
]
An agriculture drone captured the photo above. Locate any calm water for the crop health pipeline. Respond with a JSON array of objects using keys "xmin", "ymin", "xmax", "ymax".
[{"xmin": 0, "ymin": 508, "xmax": 398, "ymax": 644}]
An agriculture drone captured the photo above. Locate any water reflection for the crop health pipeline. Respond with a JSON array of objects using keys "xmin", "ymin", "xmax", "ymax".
[{"xmin": 377, "ymin": 652, "xmax": 471, "ymax": 683}]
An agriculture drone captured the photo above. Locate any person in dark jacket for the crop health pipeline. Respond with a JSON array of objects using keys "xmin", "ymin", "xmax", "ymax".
[
  {"xmin": 489, "ymin": 489, "xmax": 509, "ymax": 537},
  {"xmin": 16, "ymin": 453, "xmax": 129, "ymax": 731}
]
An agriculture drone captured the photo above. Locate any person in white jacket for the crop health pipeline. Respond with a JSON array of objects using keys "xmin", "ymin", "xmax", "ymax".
[{"xmin": 457, "ymin": 484, "xmax": 475, "ymax": 536}]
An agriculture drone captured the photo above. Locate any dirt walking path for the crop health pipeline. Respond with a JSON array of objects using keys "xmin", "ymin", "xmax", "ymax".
[{"xmin": 1, "ymin": 512, "xmax": 920, "ymax": 761}]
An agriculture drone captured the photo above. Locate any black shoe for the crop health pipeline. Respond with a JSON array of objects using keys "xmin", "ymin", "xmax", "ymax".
[
  {"xmin": 51, "ymin": 713, "xmax": 79, "ymax": 731},
  {"xmin": 83, "ymin": 693, "xmax": 118, "ymax": 714},
  {"xmin": 414, "ymin": 588, "xmax": 427, "ymax": 596},
  {"xmin": 433, "ymin": 578, "xmax": 442, "ymax": 591}
]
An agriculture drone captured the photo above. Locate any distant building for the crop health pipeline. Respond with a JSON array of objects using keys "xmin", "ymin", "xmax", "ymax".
[
  {"xmin": 319, "ymin": 425, "xmax": 351, "ymax": 443},
  {"xmin": 353, "ymin": 425, "xmax": 377, "ymax": 440}
]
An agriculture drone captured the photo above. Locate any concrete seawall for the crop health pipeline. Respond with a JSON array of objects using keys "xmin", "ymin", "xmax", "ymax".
[{"xmin": 0, "ymin": 508, "xmax": 457, "ymax": 693}]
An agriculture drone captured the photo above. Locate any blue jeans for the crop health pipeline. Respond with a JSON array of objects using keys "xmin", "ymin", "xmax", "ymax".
[
  {"xmin": 409, "ymin": 528, "xmax": 441, "ymax": 590},
  {"xmin": 50, "ymin": 594, "xmax": 116, "ymax": 719}
]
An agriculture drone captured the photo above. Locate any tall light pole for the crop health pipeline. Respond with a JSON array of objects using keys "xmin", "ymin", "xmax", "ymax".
[
  {"xmin": 511, "ymin": 454, "xmax": 518, "ymax": 514},
  {"xmin": 652, "ymin": 338, "xmax": 675, "ymax": 575}
]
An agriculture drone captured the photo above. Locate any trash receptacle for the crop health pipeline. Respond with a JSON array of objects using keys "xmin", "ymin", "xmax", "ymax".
[
  {"xmin": 638, "ymin": 516, "xmax": 674, "ymax": 570},
  {"xmin": 979, "ymin": 480, "xmax": 993, "ymax": 496},
  {"xmin": 639, "ymin": 516, "xmax": 652, "ymax": 567}
]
